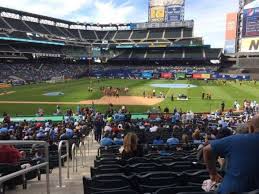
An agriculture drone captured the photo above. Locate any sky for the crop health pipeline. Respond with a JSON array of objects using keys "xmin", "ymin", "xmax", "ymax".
[{"xmin": 0, "ymin": 0, "xmax": 239, "ymax": 48}]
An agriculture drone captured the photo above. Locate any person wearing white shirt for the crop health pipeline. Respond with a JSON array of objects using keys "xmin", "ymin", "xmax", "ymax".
[
  {"xmin": 149, "ymin": 124, "xmax": 158, "ymax": 132},
  {"xmin": 104, "ymin": 124, "xmax": 112, "ymax": 132}
]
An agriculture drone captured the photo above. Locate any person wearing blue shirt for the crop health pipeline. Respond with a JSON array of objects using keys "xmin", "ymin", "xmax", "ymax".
[
  {"xmin": 36, "ymin": 128, "xmax": 46, "ymax": 140},
  {"xmin": 113, "ymin": 134, "xmax": 123, "ymax": 146},
  {"xmin": 100, "ymin": 132, "xmax": 113, "ymax": 146},
  {"xmin": 203, "ymin": 115, "xmax": 259, "ymax": 194},
  {"xmin": 65, "ymin": 128, "xmax": 74, "ymax": 139},
  {"xmin": 0, "ymin": 128, "xmax": 8, "ymax": 134},
  {"xmin": 166, "ymin": 133, "xmax": 180, "ymax": 145},
  {"xmin": 153, "ymin": 135, "xmax": 164, "ymax": 145}
]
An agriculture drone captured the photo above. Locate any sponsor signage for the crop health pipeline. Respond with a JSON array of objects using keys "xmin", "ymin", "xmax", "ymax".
[
  {"xmin": 241, "ymin": 37, "xmax": 259, "ymax": 52},
  {"xmin": 166, "ymin": 5, "xmax": 184, "ymax": 22},
  {"xmin": 150, "ymin": 6, "xmax": 165, "ymax": 22},
  {"xmin": 161, "ymin": 72, "xmax": 173, "ymax": 79},
  {"xmin": 242, "ymin": 7, "xmax": 259, "ymax": 37},
  {"xmin": 225, "ymin": 13, "xmax": 238, "ymax": 40},
  {"xmin": 192, "ymin": 74, "xmax": 211, "ymax": 79}
]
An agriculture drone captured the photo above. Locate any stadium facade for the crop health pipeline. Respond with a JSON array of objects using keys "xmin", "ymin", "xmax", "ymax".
[{"xmin": 0, "ymin": 6, "xmax": 221, "ymax": 68}]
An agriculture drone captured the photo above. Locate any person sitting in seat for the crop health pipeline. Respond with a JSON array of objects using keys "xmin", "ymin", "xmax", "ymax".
[
  {"xmin": 203, "ymin": 115, "xmax": 259, "ymax": 194},
  {"xmin": 100, "ymin": 132, "xmax": 113, "ymax": 146},
  {"xmin": 0, "ymin": 132, "xmax": 25, "ymax": 164},
  {"xmin": 149, "ymin": 124, "xmax": 158, "ymax": 132},
  {"xmin": 122, "ymin": 132, "xmax": 143, "ymax": 160},
  {"xmin": 113, "ymin": 133, "xmax": 123, "ymax": 146},
  {"xmin": 166, "ymin": 133, "xmax": 180, "ymax": 145},
  {"xmin": 182, "ymin": 133, "xmax": 189, "ymax": 145},
  {"xmin": 192, "ymin": 129, "xmax": 203, "ymax": 144},
  {"xmin": 153, "ymin": 135, "xmax": 164, "ymax": 145},
  {"xmin": 103, "ymin": 122, "xmax": 112, "ymax": 132}
]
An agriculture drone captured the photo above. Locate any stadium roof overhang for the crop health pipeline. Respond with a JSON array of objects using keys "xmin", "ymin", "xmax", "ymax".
[{"xmin": 0, "ymin": 6, "xmax": 194, "ymax": 29}]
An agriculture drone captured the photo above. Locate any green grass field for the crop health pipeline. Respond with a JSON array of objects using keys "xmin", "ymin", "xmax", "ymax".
[{"xmin": 0, "ymin": 78, "xmax": 258, "ymax": 116}]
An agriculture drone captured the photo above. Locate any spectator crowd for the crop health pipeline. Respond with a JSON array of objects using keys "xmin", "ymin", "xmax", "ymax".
[{"xmin": 1, "ymin": 103, "xmax": 259, "ymax": 193}]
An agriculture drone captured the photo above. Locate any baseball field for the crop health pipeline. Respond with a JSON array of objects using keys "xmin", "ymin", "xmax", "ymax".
[{"xmin": 0, "ymin": 78, "xmax": 258, "ymax": 115}]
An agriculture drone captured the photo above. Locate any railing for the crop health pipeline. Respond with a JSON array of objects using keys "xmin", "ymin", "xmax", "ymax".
[
  {"xmin": 0, "ymin": 141, "xmax": 50, "ymax": 194},
  {"xmin": 71, "ymin": 143, "xmax": 78, "ymax": 172},
  {"xmin": 57, "ymin": 140, "xmax": 69, "ymax": 188},
  {"xmin": 72, "ymin": 141, "xmax": 87, "ymax": 171},
  {"xmin": 79, "ymin": 142, "xmax": 86, "ymax": 167}
]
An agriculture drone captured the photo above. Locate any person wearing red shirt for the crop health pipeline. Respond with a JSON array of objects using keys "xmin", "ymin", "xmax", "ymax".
[
  {"xmin": 0, "ymin": 145, "xmax": 22, "ymax": 164},
  {"xmin": 0, "ymin": 133, "xmax": 24, "ymax": 164}
]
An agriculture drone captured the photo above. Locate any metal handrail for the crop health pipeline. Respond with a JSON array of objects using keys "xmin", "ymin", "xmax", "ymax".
[
  {"xmin": 79, "ymin": 142, "xmax": 86, "ymax": 167},
  {"xmin": 0, "ymin": 140, "xmax": 50, "ymax": 194},
  {"xmin": 57, "ymin": 140, "xmax": 69, "ymax": 188},
  {"xmin": 71, "ymin": 143, "xmax": 78, "ymax": 172}
]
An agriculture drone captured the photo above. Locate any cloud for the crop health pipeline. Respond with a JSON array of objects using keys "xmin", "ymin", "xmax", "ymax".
[
  {"xmin": 185, "ymin": 0, "xmax": 239, "ymax": 48},
  {"xmin": 0, "ymin": 0, "xmax": 92, "ymax": 18},
  {"xmin": 0, "ymin": 0, "xmax": 239, "ymax": 47},
  {"xmin": 73, "ymin": 0, "xmax": 137, "ymax": 24}
]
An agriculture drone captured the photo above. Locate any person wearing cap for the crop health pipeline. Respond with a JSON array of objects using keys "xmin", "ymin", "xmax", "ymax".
[{"xmin": 203, "ymin": 115, "xmax": 259, "ymax": 194}]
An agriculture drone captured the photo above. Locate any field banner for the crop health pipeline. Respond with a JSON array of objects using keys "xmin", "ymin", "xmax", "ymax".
[
  {"xmin": 150, "ymin": 6, "xmax": 165, "ymax": 22},
  {"xmin": 192, "ymin": 74, "xmax": 211, "ymax": 79},
  {"xmin": 175, "ymin": 72, "xmax": 186, "ymax": 79},
  {"xmin": 142, "ymin": 71, "xmax": 153, "ymax": 79},
  {"xmin": 0, "ymin": 116, "xmax": 64, "ymax": 122},
  {"xmin": 166, "ymin": 5, "xmax": 184, "ymax": 22},
  {"xmin": 241, "ymin": 37, "xmax": 259, "ymax": 52},
  {"xmin": 161, "ymin": 72, "xmax": 173, "ymax": 79},
  {"xmin": 242, "ymin": 7, "xmax": 259, "ymax": 37}
]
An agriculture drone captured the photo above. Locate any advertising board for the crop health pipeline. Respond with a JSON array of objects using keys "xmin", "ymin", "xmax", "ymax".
[
  {"xmin": 175, "ymin": 72, "xmax": 186, "ymax": 79},
  {"xmin": 241, "ymin": 37, "xmax": 259, "ymax": 52},
  {"xmin": 166, "ymin": 5, "xmax": 184, "ymax": 22},
  {"xmin": 161, "ymin": 72, "xmax": 173, "ymax": 79},
  {"xmin": 225, "ymin": 13, "xmax": 238, "ymax": 40},
  {"xmin": 192, "ymin": 74, "xmax": 211, "ymax": 79},
  {"xmin": 142, "ymin": 71, "xmax": 153, "ymax": 79},
  {"xmin": 150, "ymin": 6, "xmax": 165, "ymax": 22},
  {"xmin": 242, "ymin": 7, "xmax": 259, "ymax": 37}
]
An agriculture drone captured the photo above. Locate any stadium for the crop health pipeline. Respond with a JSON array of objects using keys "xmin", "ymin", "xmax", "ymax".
[{"xmin": 0, "ymin": 0, "xmax": 259, "ymax": 194}]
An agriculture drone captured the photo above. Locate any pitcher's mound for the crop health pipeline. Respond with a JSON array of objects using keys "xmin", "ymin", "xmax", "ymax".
[{"xmin": 80, "ymin": 96, "xmax": 163, "ymax": 106}]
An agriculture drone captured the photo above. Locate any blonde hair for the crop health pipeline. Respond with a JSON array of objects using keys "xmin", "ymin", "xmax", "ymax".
[
  {"xmin": 123, "ymin": 133, "xmax": 138, "ymax": 153},
  {"xmin": 192, "ymin": 129, "xmax": 200, "ymax": 140}
]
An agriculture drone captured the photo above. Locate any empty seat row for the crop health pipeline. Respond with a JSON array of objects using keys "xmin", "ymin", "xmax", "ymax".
[
  {"xmin": 83, "ymin": 171, "xmax": 210, "ymax": 194},
  {"xmin": 0, "ymin": 16, "xmax": 195, "ymax": 41}
]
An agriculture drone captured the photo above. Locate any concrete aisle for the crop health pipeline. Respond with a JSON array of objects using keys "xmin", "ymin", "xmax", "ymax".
[{"xmin": 6, "ymin": 139, "xmax": 99, "ymax": 194}]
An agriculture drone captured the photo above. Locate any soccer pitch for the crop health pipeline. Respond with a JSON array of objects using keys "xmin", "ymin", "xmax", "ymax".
[{"xmin": 0, "ymin": 78, "xmax": 258, "ymax": 115}]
